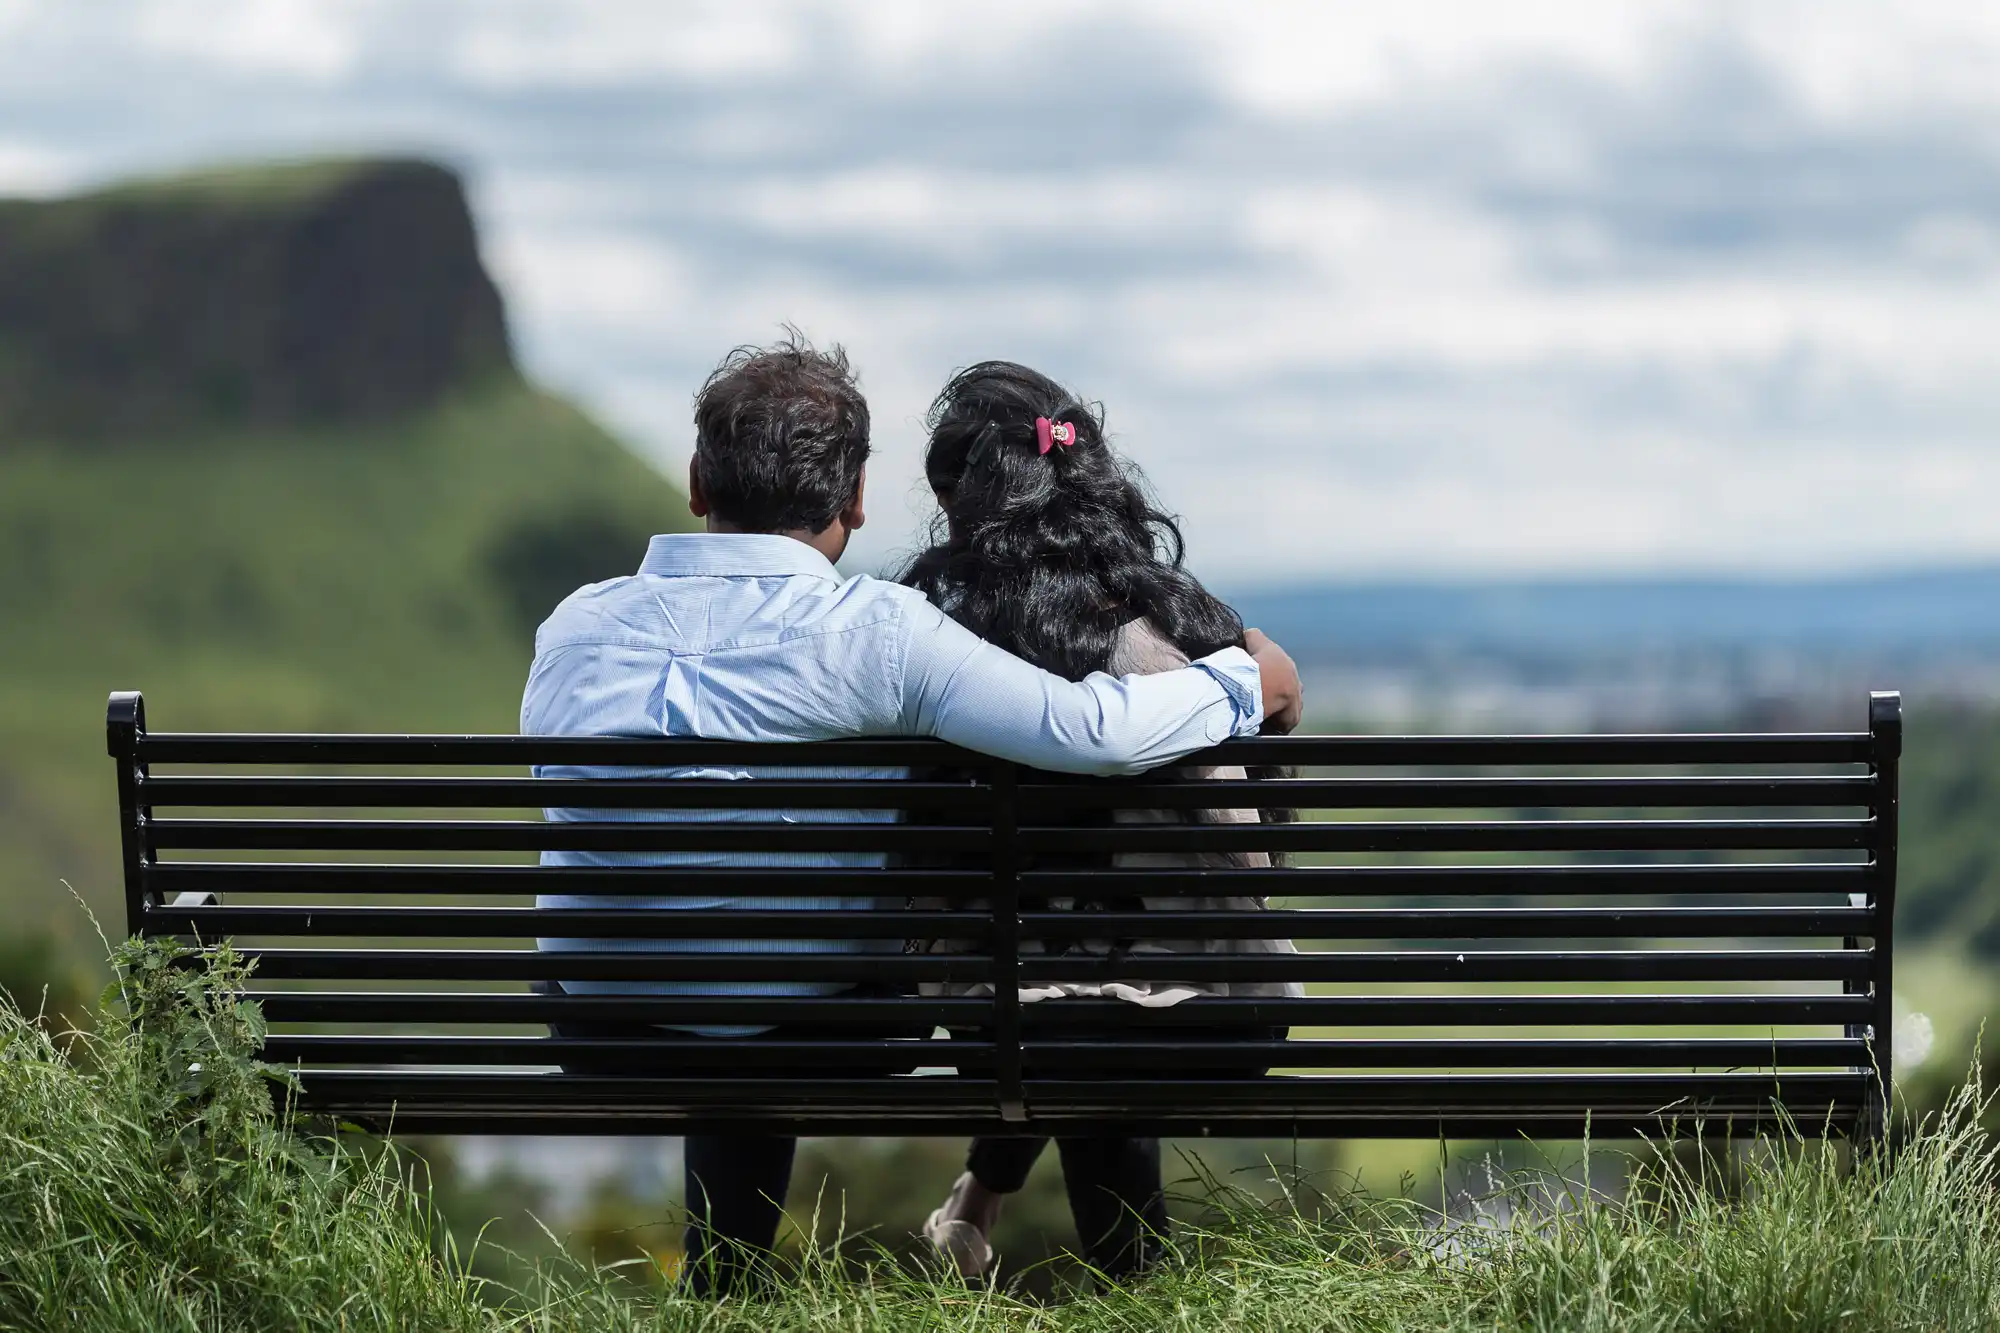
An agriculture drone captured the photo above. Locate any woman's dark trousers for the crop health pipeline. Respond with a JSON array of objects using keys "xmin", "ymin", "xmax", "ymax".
[
  {"xmin": 962, "ymin": 1020, "xmax": 1286, "ymax": 1282},
  {"xmin": 967, "ymin": 1134, "xmax": 1167, "ymax": 1279}
]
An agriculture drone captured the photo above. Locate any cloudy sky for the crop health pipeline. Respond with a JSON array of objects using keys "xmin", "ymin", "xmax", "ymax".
[{"xmin": 3, "ymin": 1, "xmax": 1999, "ymax": 587}]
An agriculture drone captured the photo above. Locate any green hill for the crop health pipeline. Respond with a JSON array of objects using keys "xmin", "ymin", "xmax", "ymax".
[{"xmin": 0, "ymin": 158, "xmax": 693, "ymax": 947}]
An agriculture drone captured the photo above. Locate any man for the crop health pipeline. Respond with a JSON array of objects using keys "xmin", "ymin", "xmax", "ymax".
[{"xmin": 523, "ymin": 334, "xmax": 1302, "ymax": 1296}]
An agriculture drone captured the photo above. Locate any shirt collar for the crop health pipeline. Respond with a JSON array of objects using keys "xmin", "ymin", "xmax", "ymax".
[{"xmin": 638, "ymin": 532, "xmax": 842, "ymax": 582}]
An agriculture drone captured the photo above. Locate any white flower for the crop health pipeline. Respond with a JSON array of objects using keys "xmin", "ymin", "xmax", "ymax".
[{"xmin": 1893, "ymin": 1005, "xmax": 1935, "ymax": 1069}]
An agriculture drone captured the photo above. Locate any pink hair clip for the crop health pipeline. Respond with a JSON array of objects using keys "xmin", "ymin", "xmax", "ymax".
[{"xmin": 1036, "ymin": 417, "xmax": 1078, "ymax": 455}]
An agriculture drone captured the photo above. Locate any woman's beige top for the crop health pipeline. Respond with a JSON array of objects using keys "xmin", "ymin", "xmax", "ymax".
[{"xmin": 917, "ymin": 618, "xmax": 1305, "ymax": 1006}]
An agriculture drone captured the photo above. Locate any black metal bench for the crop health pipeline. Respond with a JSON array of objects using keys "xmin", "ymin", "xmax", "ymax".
[{"xmin": 108, "ymin": 688, "xmax": 1899, "ymax": 1145}]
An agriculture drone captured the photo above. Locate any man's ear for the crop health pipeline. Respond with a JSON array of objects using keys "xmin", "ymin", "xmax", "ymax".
[
  {"xmin": 687, "ymin": 457, "xmax": 710, "ymax": 519},
  {"xmin": 840, "ymin": 465, "xmax": 867, "ymax": 532}
]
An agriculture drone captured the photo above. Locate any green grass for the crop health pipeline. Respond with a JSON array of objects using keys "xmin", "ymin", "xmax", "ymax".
[{"xmin": 5, "ymin": 939, "xmax": 2000, "ymax": 1331}]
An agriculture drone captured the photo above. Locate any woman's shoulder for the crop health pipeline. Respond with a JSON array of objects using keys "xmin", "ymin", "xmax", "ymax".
[{"xmin": 1109, "ymin": 617, "xmax": 1192, "ymax": 676}]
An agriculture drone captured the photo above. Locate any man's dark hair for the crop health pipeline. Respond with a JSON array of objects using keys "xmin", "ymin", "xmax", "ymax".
[{"xmin": 691, "ymin": 332, "xmax": 870, "ymax": 534}]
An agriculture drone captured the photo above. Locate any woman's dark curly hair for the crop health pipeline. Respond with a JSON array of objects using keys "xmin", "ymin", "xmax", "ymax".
[
  {"xmin": 899, "ymin": 360, "xmax": 1246, "ymax": 678},
  {"xmin": 900, "ymin": 361, "xmax": 1294, "ymax": 871}
]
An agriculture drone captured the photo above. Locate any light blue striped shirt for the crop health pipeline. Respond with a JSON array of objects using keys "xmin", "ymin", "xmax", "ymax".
[{"xmin": 525, "ymin": 532, "xmax": 1263, "ymax": 1032}]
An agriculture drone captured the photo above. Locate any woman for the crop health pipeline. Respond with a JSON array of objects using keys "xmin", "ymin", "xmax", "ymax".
[{"xmin": 900, "ymin": 361, "xmax": 1301, "ymax": 1283}]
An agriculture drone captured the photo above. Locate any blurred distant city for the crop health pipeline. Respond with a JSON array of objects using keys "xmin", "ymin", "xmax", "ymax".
[{"xmin": 1229, "ymin": 569, "xmax": 2000, "ymax": 730}]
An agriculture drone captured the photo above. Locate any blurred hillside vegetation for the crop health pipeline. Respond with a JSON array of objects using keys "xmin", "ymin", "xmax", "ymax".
[{"xmin": 0, "ymin": 156, "xmax": 694, "ymax": 952}]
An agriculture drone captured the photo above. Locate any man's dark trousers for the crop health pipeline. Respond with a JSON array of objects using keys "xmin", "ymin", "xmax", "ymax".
[{"xmin": 542, "ymin": 983, "xmax": 917, "ymax": 1298}]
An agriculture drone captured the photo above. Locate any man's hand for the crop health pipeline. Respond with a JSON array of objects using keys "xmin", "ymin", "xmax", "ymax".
[{"xmin": 1244, "ymin": 629, "xmax": 1303, "ymax": 734}]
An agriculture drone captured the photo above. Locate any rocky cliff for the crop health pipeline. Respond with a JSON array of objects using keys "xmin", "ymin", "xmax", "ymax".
[{"xmin": 0, "ymin": 158, "xmax": 517, "ymax": 440}]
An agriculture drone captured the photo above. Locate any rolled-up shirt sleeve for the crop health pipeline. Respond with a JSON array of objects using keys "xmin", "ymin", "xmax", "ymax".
[{"xmin": 895, "ymin": 599, "xmax": 1263, "ymax": 775}]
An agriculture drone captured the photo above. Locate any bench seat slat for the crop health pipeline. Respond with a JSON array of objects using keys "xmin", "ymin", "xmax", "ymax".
[
  {"xmin": 1183, "ymin": 734, "xmax": 1875, "ymax": 765},
  {"xmin": 1017, "ymin": 994, "xmax": 1876, "ymax": 1026},
  {"xmin": 137, "ymin": 776, "xmax": 992, "ymax": 809},
  {"xmin": 1022, "ymin": 1038, "xmax": 1870, "ymax": 1069},
  {"xmin": 290, "ymin": 1111, "xmax": 1859, "ymax": 1138},
  {"xmin": 148, "ymin": 864, "xmax": 995, "ymax": 896},
  {"xmin": 244, "ymin": 954, "xmax": 989, "ymax": 982},
  {"xmin": 143, "ymin": 816, "xmax": 1875, "ymax": 854},
  {"xmin": 1016, "ymin": 907, "xmax": 1875, "ymax": 939},
  {"xmin": 146, "ymin": 819, "xmax": 989, "ymax": 852},
  {"xmin": 150, "ymin": 904, "xmax": 1874, "ymax": 941},
  {"xmin": 135, "ymin": 731, "xmax": 1875, "ymax": 766},
  {"xmin": 1022, "ymin": 820, "xmax": 1877, "ymax": 854},
  {"xmin": 231, "ymin": 946, "xmax": 1871, "ymax": 983},
  {"xmin": 153, "ymin": 906, "xmax": 983, "ymax": 938},
  {"xmin": 145, "ymin": 861, "xmax": 1873, "ymax": 897},
  {"xmin": 281, "ymin": 1070, "xmax": 1871, "ymax": 1109},
  {"xmin": 245, "ymin": 991, "xmax": 1874, "ymax": 1026},
  {"xmin": 1021, "ymin": 1074, "xmax": 1870, "ymax": 1111},
  {"xmin": 1015, "ymin": 776, "xmax": 1876, "ymax": 810},
  {"xmin": 250, "ymin": 993, "xmax": 987, "ymax": 1024},
  {"xmin": 1020, "ymin": 864, "xmax": 1875, "ymax": 896},
  {"xmin": 262, "ymin": 1036, "xmax": 995, "ymax": 1066},
  {"xmin": 257, "ymin": 1035, "xmax": 1867, "ymax": 1069},
  {"xmin": 240, "ymin": 947, "xmax": 973, "ymax": 979},
  {"xmin": 136, "ymin": 735, "xmax": 995, "ymax": 766},
  {"xmin": 1019, "ymin": 953, "xmax": 1871, "ymax": 983},
  {"xmin": 134, "ymin": 774, "xmax": 1876, "ymax": 810}
]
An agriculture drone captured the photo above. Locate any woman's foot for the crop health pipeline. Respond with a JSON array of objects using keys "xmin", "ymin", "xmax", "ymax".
[{"xmin": 923, "ymin": 1172, "xmax": 1003, "ymax": 1278}]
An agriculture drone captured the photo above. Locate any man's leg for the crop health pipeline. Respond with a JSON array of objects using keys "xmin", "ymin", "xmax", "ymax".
[
  {"xmin": 544, "ymin": 990, "xmax": 796, "ymax": 1297},
  {"xmin": 683, "ymin": 1133, "xmax": 798, "ymax": 1298},
  {"xmin": 1053, "ymin": 1135, "xmax": 1167, "ymax": 1283},
  {"xmin": 544, "ymin": 1000, "xmax": 921, "ymax": 1296}
]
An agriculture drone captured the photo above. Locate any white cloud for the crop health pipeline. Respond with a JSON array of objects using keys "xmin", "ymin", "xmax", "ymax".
[
  {"xmin": 1905, "ymin": 213, "xmax": 2000, "ymax": 273},
  {"xmin": 127, "ymin": 0, "xmax": 374, "ymax": 81},
  {"xmin": 1722, "ymin": 0, "xmax": 2000, "ymax": 118},
  {"xmin": 735, "ymin": 167, "xmax": 1214, "ymax": 253},
  {"xmin": 3, "ymin": 0, "xmax": 2000, "ymax": 582},
  {"xmin": 489, "ymin": 227, "xmax": 693, "ymax": 336},
  {"xmin": 0, "ymin": 140, "xmax": 77, "ymax": 195},
  {"xmin": 1144, "ymin": 0, "xmax": 1664, "ymax": 118},
  {"xmin": 448, "ymin": 0, "xmax": 806, "ymax": 87}
]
